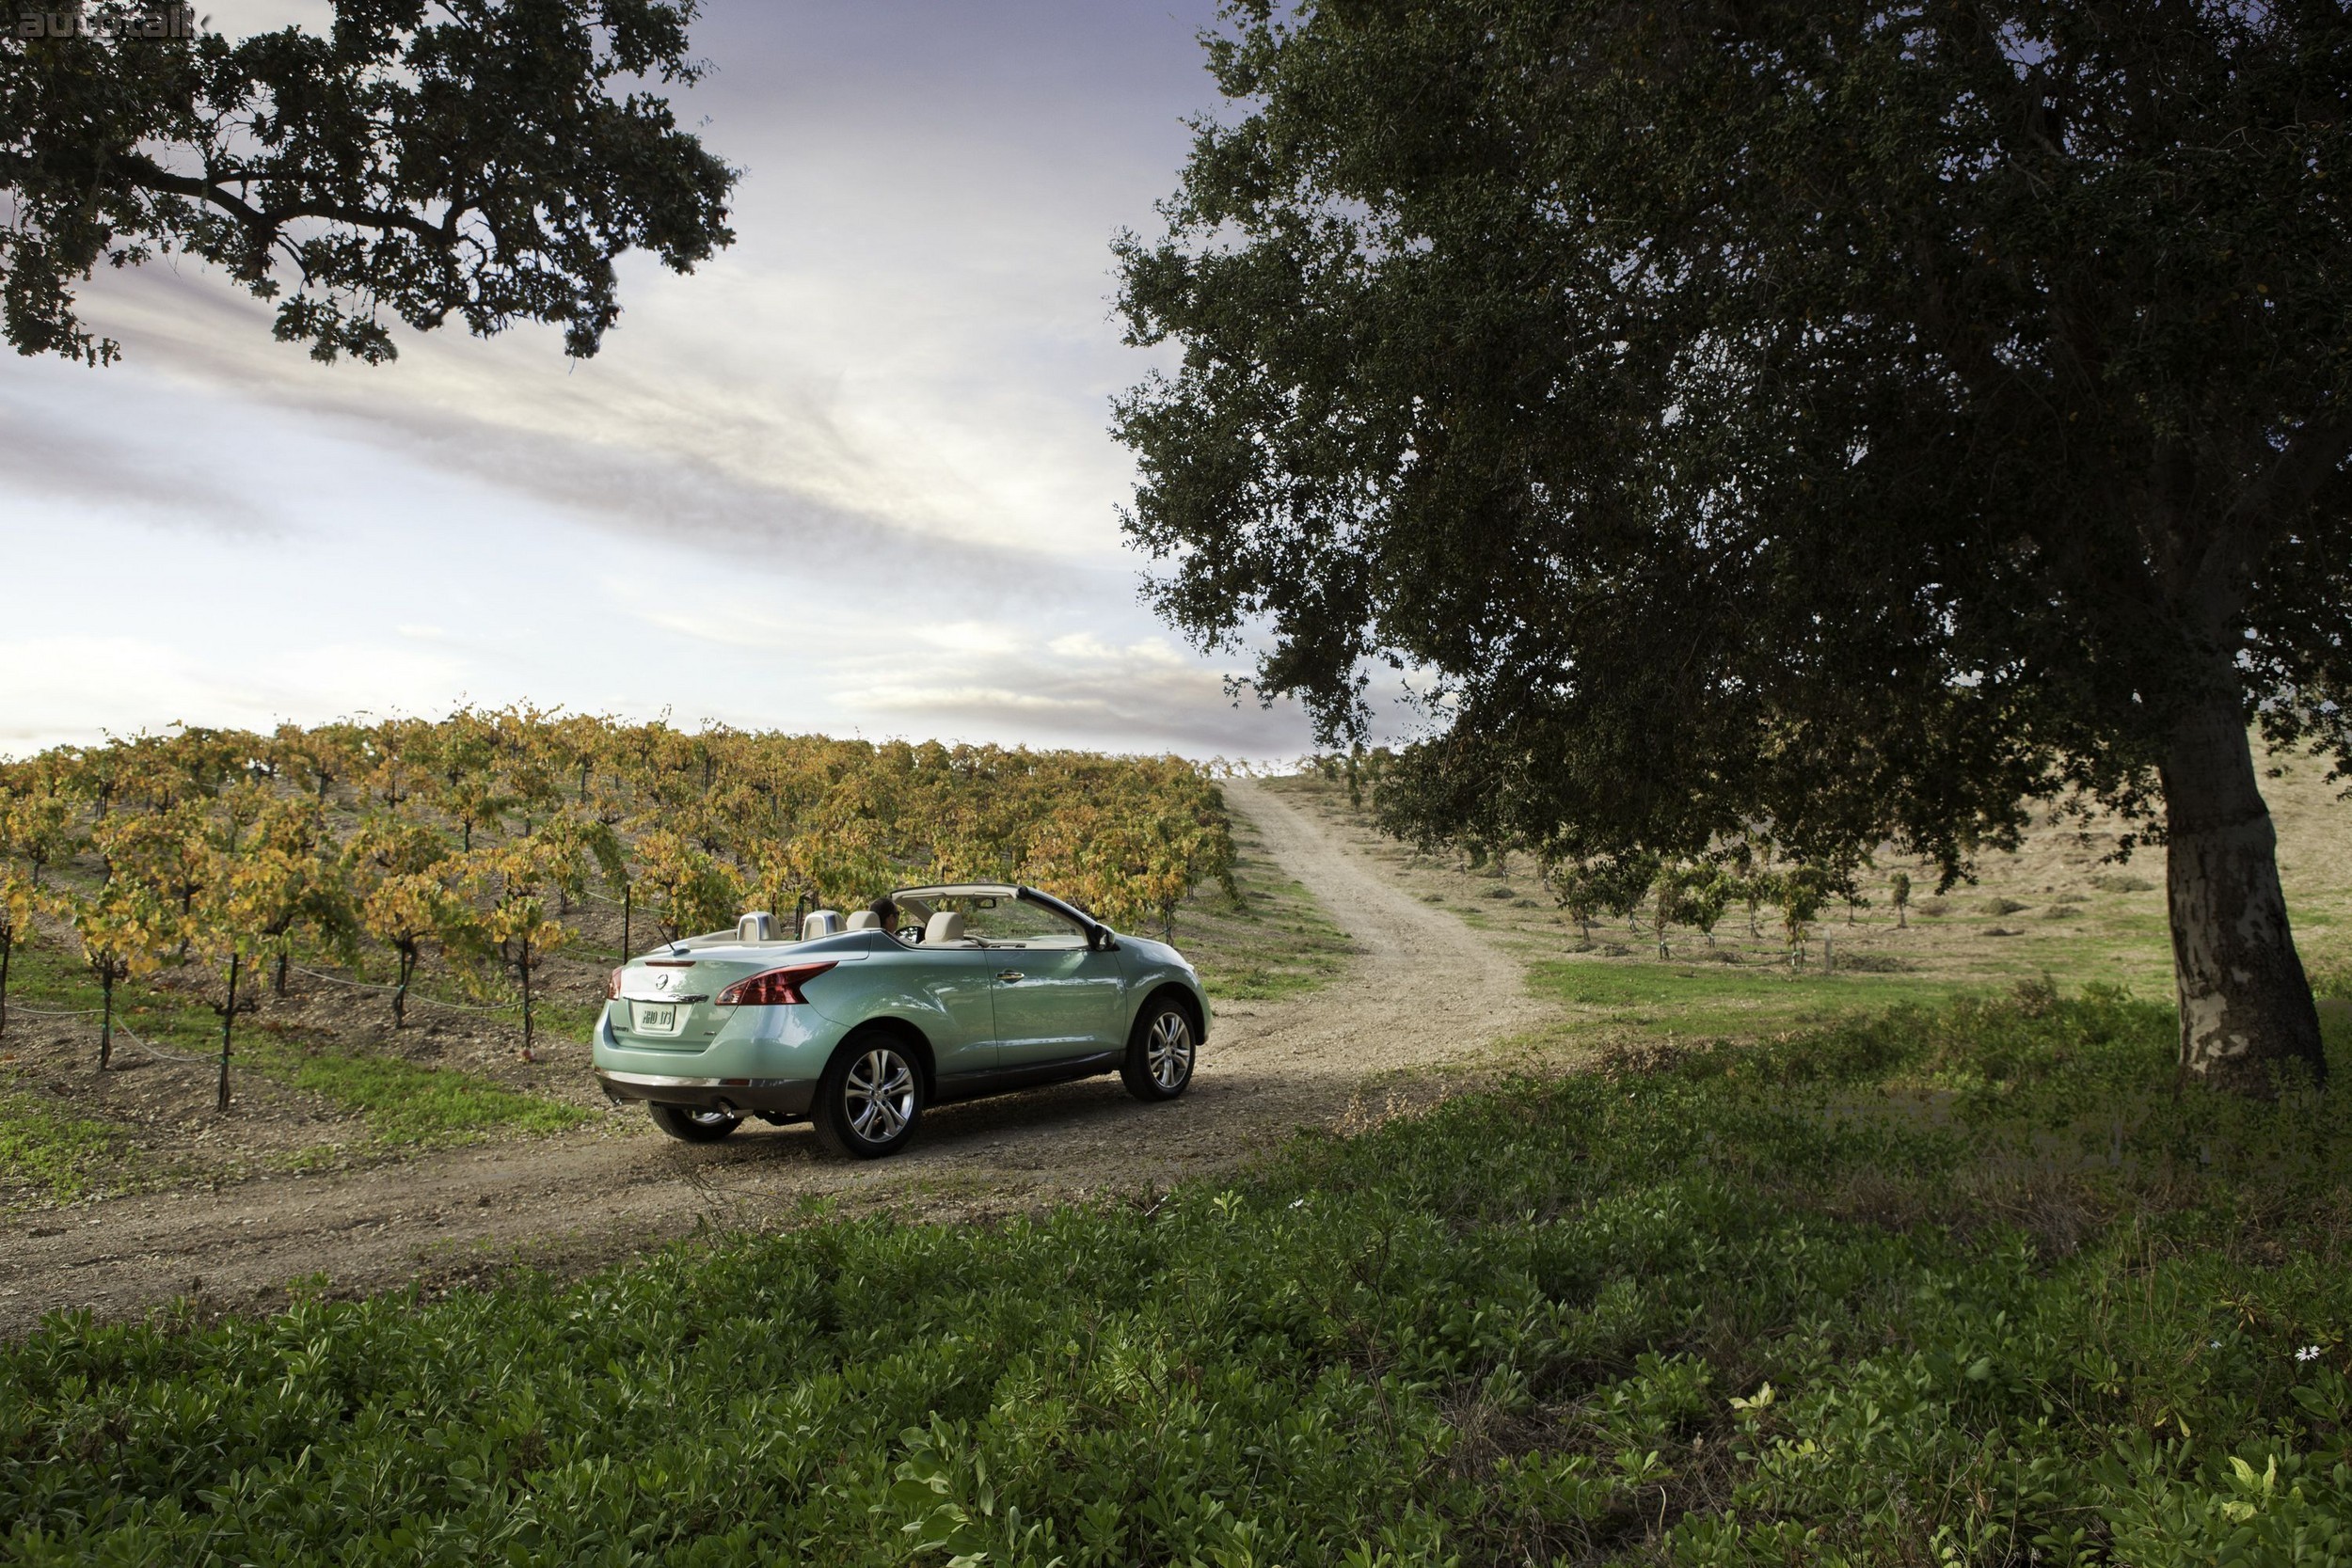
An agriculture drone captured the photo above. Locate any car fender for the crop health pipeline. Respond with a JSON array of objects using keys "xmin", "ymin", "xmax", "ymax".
[{"xmin": 1114, "ymin": 939, "xmax": 1211, "ymax": 1043}]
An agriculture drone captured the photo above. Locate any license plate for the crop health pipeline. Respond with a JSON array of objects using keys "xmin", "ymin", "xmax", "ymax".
[{"xmin": 632, "ymin": 1003, "xmax": 677, "ymax": 1033}]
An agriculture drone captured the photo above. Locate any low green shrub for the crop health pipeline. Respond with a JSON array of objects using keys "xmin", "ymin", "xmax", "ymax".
[{"xmin": 3, "ymin": 988, "xmax": 2347, "ymax": 1564}]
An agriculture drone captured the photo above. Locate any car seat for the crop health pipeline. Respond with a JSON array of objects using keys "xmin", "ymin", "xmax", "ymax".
[
  {"xmin": 802, "ymin": 910, "xmax": 845, "ymax": 940},
  {"xmin": 845, "ymin": 910, "xmax": 882, "ymax": 931},
  {"xmin": 922, "ymin": 911, "xmax": 966, "ymax": 945}
]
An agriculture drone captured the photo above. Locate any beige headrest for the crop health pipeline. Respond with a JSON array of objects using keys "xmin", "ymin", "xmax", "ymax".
[
  {"xmin": 802, "ymin": 910, "xmax": 844, "ymax": 940},
  {"xmin": 923, "ymin": 911, "xmax": 965, "ymax": 944},
  {"xmin": 846, "ymin": 910, "xmax": 882, "ymax": 931}
]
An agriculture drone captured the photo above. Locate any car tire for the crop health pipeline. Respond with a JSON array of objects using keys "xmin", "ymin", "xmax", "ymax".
[
  {"xmin": 647, "ymin": 1102, "xmax": 741, "ymax": 1143},
  {"xmin": 811, "ymin": 1036, "xmax": 925, "ymax": 1159},
  {"xmin": 1120, "ymin": 996, "xmax": 1197, "ymax": 1102}
]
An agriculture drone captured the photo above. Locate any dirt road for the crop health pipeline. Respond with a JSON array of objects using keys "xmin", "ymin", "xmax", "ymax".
[{"xmin": 0, "ymin": 781, "xmax": 1552, "ymax": 1335}]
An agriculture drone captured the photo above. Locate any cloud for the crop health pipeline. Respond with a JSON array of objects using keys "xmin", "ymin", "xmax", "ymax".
[
  {"xmin": 203, "ymin": 0, "xmax": 331, "ymax": 33},
  {"xmin": 38, "ymin": 0, "xmax": 1202, "ymax": 577},
  {"xmin": 836, "ymin": 631, "xmax": 1299, "ymax": 753},
  {"xmin": 0, "ymin": 634, "xmax": 470, "ymax": 756},
  {"xmin": 14, "ymin": 0, "xmax": 1199, "ymax": 596},
  {"xmin": 0, "ymin": 380, "xmax": 280, "ymax": 534},
  {"xmin": 0, "ymin": 0, "xmax": 1337, "ymax": 762},
  {"xmin": 54, "ymin": 264, "xmax": 1131, "ymax": 610},
  {"xmin": 1046, "ymin": 631, "xmax": 1187, "ymax": 666}
]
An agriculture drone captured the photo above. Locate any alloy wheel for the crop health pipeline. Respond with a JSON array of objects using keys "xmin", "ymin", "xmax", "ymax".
[
  {"xmin": 1147, "ymin": 1011, "xmax": 1194, "ymax": 1091},
  {"xmin": 844, "ymin": 1047, "xmax": 917, "ymax": 1143}
]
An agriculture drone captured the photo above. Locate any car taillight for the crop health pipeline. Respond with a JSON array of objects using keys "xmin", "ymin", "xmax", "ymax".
[
  {"xmin": 607, "ymin": 967, "xmax": 624, "ymax": 1000},
  {"xmin": 715, "ymin": 962, "xmax": 837, "ymax": 1006}
]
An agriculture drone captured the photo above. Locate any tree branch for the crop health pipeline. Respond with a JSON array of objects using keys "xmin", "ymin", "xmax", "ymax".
[
  {"xmin": 122, "ymin": 154, "xmax": 467, "ymax": 251},
  {"xmin": 2192, "ymin": 410, "xmax": 2352, "ymax": 626}
]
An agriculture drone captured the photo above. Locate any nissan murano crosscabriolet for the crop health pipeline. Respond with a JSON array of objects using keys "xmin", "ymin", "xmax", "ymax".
[{"xmin": 592, "ymin": 884, "xmax": 1209, "ymax": 1158}]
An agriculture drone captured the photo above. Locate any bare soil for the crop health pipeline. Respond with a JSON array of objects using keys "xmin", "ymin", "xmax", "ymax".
[{"xmin": 0, "ymin": 780, "xmax": 1555, "ymax": 1335}]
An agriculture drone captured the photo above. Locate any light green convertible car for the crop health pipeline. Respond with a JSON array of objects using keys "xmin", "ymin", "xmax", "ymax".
[{"xmin": 593, "ymin": 884, "xmax": 1209, "ymax": 1158}]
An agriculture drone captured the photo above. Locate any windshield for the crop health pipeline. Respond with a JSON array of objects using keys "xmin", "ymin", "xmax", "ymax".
[{"xmin": 896, "ymin": 892, "xmax": 1089, "ymax": 948}]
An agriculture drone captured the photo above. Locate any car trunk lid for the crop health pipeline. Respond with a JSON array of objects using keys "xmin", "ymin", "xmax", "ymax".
[{"xmin": 610, "ymin": 938, "xmax": 868, "ymax": 1048}]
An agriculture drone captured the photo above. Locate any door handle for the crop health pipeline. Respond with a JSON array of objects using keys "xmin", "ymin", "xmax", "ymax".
[{"xmin": 996, "ymin": 971, "xmax": 1025, "ymax": 983}]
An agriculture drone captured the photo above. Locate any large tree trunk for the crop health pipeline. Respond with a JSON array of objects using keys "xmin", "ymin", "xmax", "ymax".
[{"xmin": 2160, "ymin": 690, "xmax": 2326, "ymax": 1094}]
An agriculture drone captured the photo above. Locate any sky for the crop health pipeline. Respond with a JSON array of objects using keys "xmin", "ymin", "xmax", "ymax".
[{"xmin": 0, "ymin": 0, "xmax": 1359, "ymax": 761}]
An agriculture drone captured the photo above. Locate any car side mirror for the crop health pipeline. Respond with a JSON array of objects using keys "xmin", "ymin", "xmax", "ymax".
[{"xmin": 1090, "ymin": 927, "xmax": 1117, "ymax": 952}]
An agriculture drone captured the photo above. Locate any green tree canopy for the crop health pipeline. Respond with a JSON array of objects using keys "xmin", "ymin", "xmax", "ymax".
[
  {"xmin": 1116, "ymin": 0, "xmax": 2352, "ymax": 1091},
  {"xmin": 1, "ymin": 0, "xmax": 735, "ymax": 364}
]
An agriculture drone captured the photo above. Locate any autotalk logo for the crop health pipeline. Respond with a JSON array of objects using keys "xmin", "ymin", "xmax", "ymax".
[{"xmin": 17, "ymin": 5, "xmax": 196, "ymax": 37}]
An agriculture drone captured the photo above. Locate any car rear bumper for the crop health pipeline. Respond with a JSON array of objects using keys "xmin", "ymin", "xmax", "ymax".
[{"xmin": 595, "ymin": 1069, "xmax": 817, "ymax": 1117}]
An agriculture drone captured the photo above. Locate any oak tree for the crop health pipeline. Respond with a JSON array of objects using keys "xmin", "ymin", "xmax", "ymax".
[
  {"xmin": 2, "ymin": 0, "xmax": 735, "ymax": 365},
  {"xmin": 1118, "ymin": 0, "xmax": 2352, "ymax": 1091},
  {"xmin": 1774, "ymin": 868, "xmax": 1832, "ymax": 968}
]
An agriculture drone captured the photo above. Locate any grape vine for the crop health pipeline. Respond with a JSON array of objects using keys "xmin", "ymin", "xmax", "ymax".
[{"xmin": 0, "ymin": 711, "xmax": 1239, "ymax": 1105}]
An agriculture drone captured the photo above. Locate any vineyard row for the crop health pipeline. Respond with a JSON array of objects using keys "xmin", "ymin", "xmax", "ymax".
[{"xmin": 0, "ymin": 711, "xmax": 1237, "ymax": 1102}]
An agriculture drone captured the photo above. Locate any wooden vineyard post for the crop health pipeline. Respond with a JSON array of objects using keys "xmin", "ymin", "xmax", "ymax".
[
  {"xmin": 215, "ymin": 950, "xmax": 240, "ymax": 1113},
  {"xmin": 520, "ymin": 931, "xmax": 535, "ymax": 1063}
]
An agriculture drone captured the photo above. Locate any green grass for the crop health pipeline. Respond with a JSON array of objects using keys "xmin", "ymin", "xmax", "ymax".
[
  {"xmin": 1530, "ymin": 955, "xmax": 1974, "ymax": 1038},
  {"xmin": 0, "ymin": 1087, "xmax": 119, "ymax": 1204},
  {"xmin": 260, "ymin": 1047, "xmax": 586, "ymax": 1145},
  {"xmin": 7, "ymin": 986, "xmax": 2349, "ymax": 1564},
  {"xmin": 525, "ymin": 995, "xmax": 606, "ymax": 1043}
]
